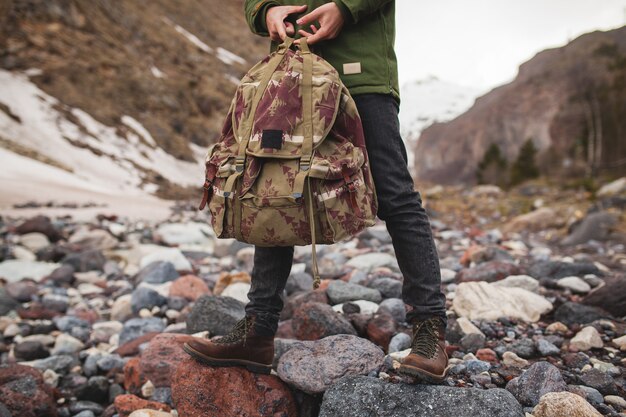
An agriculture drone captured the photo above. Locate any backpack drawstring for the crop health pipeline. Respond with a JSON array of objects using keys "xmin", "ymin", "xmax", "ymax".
[{"xmin": 307, "ymin": 175, "xmax": 321, "ymax": 289}]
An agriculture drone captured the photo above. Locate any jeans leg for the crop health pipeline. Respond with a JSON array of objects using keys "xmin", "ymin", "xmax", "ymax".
[
  {"xmin": 352, "ymin": 93, "xmax": 448, "ymax": 328},
  {"xmin": 245, "ymin": 245, "xmax": 294, "ymax": 335}
]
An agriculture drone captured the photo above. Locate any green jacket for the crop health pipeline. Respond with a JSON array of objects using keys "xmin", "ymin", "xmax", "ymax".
[{"xmin": 244, "ymin": 0, "xmax": 400, "ymax": 104}]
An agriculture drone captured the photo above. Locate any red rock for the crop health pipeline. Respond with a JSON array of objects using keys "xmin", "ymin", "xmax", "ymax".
[
  {"xmin": 115, "ymin": 332, "xmax": 160, "ymax": 357},
  {"xmin": 0, "ymin": 364, "xmax": 58, "ymax": 417},
  {"xmin": 71, "ymin": 307, "xmax": 100, "ymax": 323},
  {"xmin": 114, "ymin": 394, "xmax": 171, "ymax": 417},
  {"xmin": 169, "ymin": 275, "xmax": 211, "ymax": 301},
  {"xmin": 123, "ymin": 357, "xmax": 146, "ymax": 395},
  {"xmin": 476, "ymin": 348, "xmax": 498, "ymax": 363},
  {"xmin": 275, "ymin": 320, "xmax": 295, "ymax": 339},
  {"xmin": 291, "ymin": 302, "xmax": 356, "ymax": 340},
  {"xmin": 366, "ymin": 311, "xmax": 396, "ymax": 351},
  {"xmin": 281, "ymin": 289, "xmax": 329, "ymax": 320},
  {"xmin": 171, "ymin": 357, "xmax": 298, "ymax": 417},
  {"xmin": 139, "ymin": 333, "xmax": 196, "ymax": 387},
  {"xmin": 17, "ymin": 302, "xmax": 61, "ymax": 320},
  {"xmin": 460, "ymin": 244, "xmax": 484, "ymax": 267}
]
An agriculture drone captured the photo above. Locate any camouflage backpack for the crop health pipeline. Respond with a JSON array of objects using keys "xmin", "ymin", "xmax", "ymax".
[{"xmin": 199, "ymin": 37, "xmax": 377, "ymax": 288}]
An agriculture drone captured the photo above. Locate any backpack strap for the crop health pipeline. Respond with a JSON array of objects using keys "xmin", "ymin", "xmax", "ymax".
[
  {"xmin": 306, "ymin": 175, "xmax": 321, "ymax": 289},
  {"xmin": 292, "ymin": 38, "xmax": 314, "ymax": 200}
]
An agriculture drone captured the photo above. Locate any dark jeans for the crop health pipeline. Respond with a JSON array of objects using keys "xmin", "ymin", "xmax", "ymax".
[{"xmin": 245, "ymin": 93, "xmax": 447, "ymax": 335}]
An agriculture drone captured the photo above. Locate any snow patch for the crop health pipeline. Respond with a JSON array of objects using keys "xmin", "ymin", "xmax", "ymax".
[
  {"xmin": 216, "ymin": 47, "xmax": 246, "ymax": 65},
  {"xmin": 121, "ymin": 115, "xmax": 157, "ymax": 147},
  {"xmin": 163, "ymin": 17, "xmax": 213, "ymax": 53},
  {"xmin": 150, "ymin": 66, "xmax": 166, "ymax": 78}
]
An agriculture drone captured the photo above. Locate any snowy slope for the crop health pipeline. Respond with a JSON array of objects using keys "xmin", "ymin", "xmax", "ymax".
[
  {"xmin": 0, "ymin": 69, "xmax": 205, "ymax": 208},
  {"xmin": 399, "ymin": 77, "xmax": 481, "ymax": 172}
]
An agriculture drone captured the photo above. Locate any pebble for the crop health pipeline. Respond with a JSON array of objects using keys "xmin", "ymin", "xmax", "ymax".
[
  {"xmin": 570, "ymin": 327, "xmax": 603, "ymax": 351},
  {"xmin": 556, "ymin": 276, "xmax": 591, "ymax": 294}
]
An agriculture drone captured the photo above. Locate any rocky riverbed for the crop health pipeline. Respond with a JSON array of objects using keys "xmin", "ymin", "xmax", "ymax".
[{"xmin": 0, "ymin": 178, "xmax": 625, "ymax": 417}]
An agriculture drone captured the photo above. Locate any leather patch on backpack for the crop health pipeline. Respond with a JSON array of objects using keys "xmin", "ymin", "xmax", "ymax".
[{"xmin": 261, "ymin": 129, "xmax": 283, "ymax": 149}]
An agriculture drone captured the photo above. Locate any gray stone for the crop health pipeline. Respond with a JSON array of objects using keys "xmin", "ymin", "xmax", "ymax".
[
  {"xmin": 567, "ymin": 385, "xmax": 604, "ymax": 405},
  {"xmin": 346, "ymin": 253, "xmax": 398, "ymax": 272},
  {"xmin": 131, "ymin": 287, "xmax": 167, "ymax": 313},
  {"xmin": 509, "ymin": 338, "xmax": 536, "ymax": 359},
  {"xmin": 369, "ymin": 277, "xmax": 402, "ymax": 299},
  {"xmin": 326, "ymin": 280, "xmax": 382, "ymax": 304},
  {"xmin": 134, "ymin": 261, "xmax": 178, "ymax": 284},
  {"xmin": 62, "ymin": 249, "xmax": 107, "ymax": 272},
  {"xmin": 319, "ymin": 376, "xmax": 524, "ymax": 417},
  {"xmin": 291, "ymin": 302, "xmax": 357, "ymax": 340},
  {"xmin": 378, "ymin": 298, "xmax": 406, "ymax": 323},
  {"xmin": 24, "ymin": 354, "xmax": 78, "ymax": 375},
  {"xmin": 53, "ymin": 316, "xmax": 90, "ymax": 333},
  {"xmin": 460, "ymin": 333, "xmax": 486, "ymax": 353},
  {"xmin": 119, "ymin": 317, "xmax": 165, "ymax": 346},
  {"xmin": 465, "ymin": 359, "xmax": 491, "ymax": 374},
  {"xmin": 318, "ymin": 252, "xmax": 348, "ymax": 277},
  {"xmin": 388, "ymin": 333, "xmax": 411, "ymax": 353},
  {"xmin": 536, "ymin": 338, "xmax": 560, "ymax": 356},
  {"xmin": 277, "ymin": 335, "xmax": 384, "ymax": 394},
  {"xmin": 285, "ymin": 272, "xmax": 313, "ymax": 295},
  {"xmin": 562, "ymin": 212, "xmax": 619, "ymax": 246},
  {"xmin": 579, "ymin": 368, "xmax": 618, "ymax": 395},
  {"xmin": 528, "ymin": 261, "xmax": 601, "ymax": 281},
  {"xmin": 185, "ymin": 295, "xmax": 245, "ymax": 335},
  {"xmin": 505, "ymin": 361, "xmax": 568, "ymax": 406},
  {"xmin": 553, "ymin": 302, "xmax": 611, "ymax": 326}
]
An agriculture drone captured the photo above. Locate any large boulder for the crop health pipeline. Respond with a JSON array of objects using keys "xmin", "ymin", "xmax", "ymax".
[
  {"xmin": 171, "ymin": 357, "xmax": 297, "ymax": 417},
  {"xmin": 453, "ymin": 281, "xmax": 553, "ymax": 322},
  {"xmin": 277, "ymin": 334, "xmax": 384, "ymax": 394},
  {"xmin": 139, "ymin": 333, "xmax": 196, "ymax": 388},
  {"xmin": 319, "ymin": 376, "xmax": 524, "ymax": 417},
  {"xmin": 0, "ymin": 364, "xmax": 58, "ymax": 417}
]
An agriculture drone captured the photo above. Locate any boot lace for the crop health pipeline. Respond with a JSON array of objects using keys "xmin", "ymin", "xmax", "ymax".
[
  {"xmin": 213, "ymin": 316, "xmax": 253, "ymax": 346},
  {"xmin": 410, "ymin": 317, "xmax": 443, "ymax": 359}
]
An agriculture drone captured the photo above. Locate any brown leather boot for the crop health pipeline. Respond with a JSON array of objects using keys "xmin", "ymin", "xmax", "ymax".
[
  {"xmin": 183, "ymin": 315, "xmax": 274, "ymax": 374},
  {"xmin": 398, "ymin": 316, "xmax": 449, "ymax": 383}
]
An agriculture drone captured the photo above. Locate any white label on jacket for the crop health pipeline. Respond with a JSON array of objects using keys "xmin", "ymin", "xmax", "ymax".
[{"xmin": 343, "ymin": 62, "xmax": 362, "ymax": 75}]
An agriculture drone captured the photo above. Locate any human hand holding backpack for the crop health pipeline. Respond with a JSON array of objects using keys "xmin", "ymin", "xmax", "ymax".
[{"xmin": 266, "ymin": 2, "xmax": 344, "ymax": 44}]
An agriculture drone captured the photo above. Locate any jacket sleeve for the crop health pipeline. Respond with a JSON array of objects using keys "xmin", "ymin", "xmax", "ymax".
[
  {"xmin": 332, "ymin": 0, "xmax": 393, "ymax": 24},
  {"xmin": 245, "ymin": 0, "xmax": 281, "ymax": 36}
]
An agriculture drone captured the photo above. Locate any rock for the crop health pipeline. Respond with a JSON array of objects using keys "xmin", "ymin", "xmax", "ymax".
[
  {"xmin": 579, "ymin": 369, "xmax": 618, "ymax": 395},
  {"xmin": 453, "ymin": 281, "xmax": 553, "ymax": 322},
  {"xmin": 69, "ymin": 401, "xmax": 103, "ymax": 415},
  {"xmin": 388, "ymin": 332, "xmax": 411, "ymax": 353},
  {"xmin": 291, "ymin": 302, "xmax": 356, "ymax": 340},
  {"xmin": 319, "ymin": 376, "xmax": 525, "ymax": 417},
  {"xmin": 570, "ymin": 327, "xmax": 603, "ymax": 351},
  {"xmin": 46, "ymin": 264, "xmax": 75, "ymax": 285},
  {"xmin": 168, "ymin": 275, "xmax": 210, "ymax": 301},
  {"xmin": 135, "ymin": 262, "xmax": 178, "ymax": 285},
  {"xmin": 536, "ymin": 339, "xmax": 560, "ymax": 356},
  {"xmin": 562, "ymin": 212, "xmax": 618, "ymax": 246},
  {"xmin": 114, "ymin": 394, "xmax": 170, "ymax": 417},
  {"xmin": 326, "ymin": 280, "xmax": 382, "ymax": 304},
  {"xmin": 155, "ymin": 222, "xmax": 214, "ymax": 246},
  {"xmin": 345, "ymin": 253, "xmax": 398, "ymax": 272},
  {"xmin": 612, "ymin": 334, "xmax": 626, "ymax": 350},
  {"xmin": 111, "ymin": 294, "xmax": 133, "ymax": 322},
  {"xmin": 213, "ymin": 271, "xmax": 251, "ymax": 295},
  {"xmin": 441, "ymin": 268, "xmax": 457, "ymax": 283},
  {"xmin": 277, "ymin": 335, "xmax": 384, "ymax": 394},
  {"xmin": 131, "ymin": 287, "xmax": 167, "ymax": 314},
  {"xmin": 78, "ymin": 375, "xmax": 110, "ymax": 403},
  {"xmin": 502, "ymin": 351, "xmax": 529, "ymax": 368},
  {"xmin": 140, "ymin": 248, "xmax": 191, "ymax": 272},
  {"xmin": 171, "ymin": 357, "xmax": 297, "ymax": 417},
  {"xmin": 597, "ymin": 177, "xmax": 626, "ymax": 196},
  {"xmin": 119, "ymin": 318, "xmax": 166, "ymax": 346},
  {"xmin": 21, "ymin": 354, "xmax": 78, "ymax": 374},
  {"xmin": 604, "ymin": 395, "xmax": 626, "ymax": 410},
  {"xmin": 504, "ymin": 207, "xmax": 561, "ymax": 233},
  {"xmin": 509, "ymin": 338, "xmax": 536, "ymax": 359},
  {"xmin": 532, "ymin": 391, "xmax": 601, "ymax": 417},
  {"xmin": 69, "ymin": 227, "xmax": 118, "ymax": 250},
  {"xmin": 366, "ymin": 311, "xmax": 396, "ymax": 350},
  {"xmin": 220, "ymin": 282, "xmax": 250, "ymax": 303},
  {"xmin": 0, "ymin": 260, "xmax": 60, "ymax": 283},
  {"xmin": 18, "ymin": 233, "xmax": 50, "ymax": 252},
  {"xmin": 285, "ymin": 272, "xmax": 314, "ymax": 295},
  {"xmin": 129, "ymin": 411, "xmax": 174, "ymax": 417},
  {"xmin": 332, "ymin": 299, "xmax": 379, "ymax": 315},
  {"xmin": 62, "ymin": 249, "xmax": 107, "ymax": 272},
  {"xmin": 318, "ymin": 252, "xmax": 348, "ymax": 277},
  {"xmin": 476, "ymin": 348, "xmax": 498, "ymax": 363},
  {"xmin": 546, "ymin": 321, "xmax": 569, "ymax": 334},
  {"xmin": 14, "ymin": 341, "xmax": 49, "ymax": 361},
  {"xmin": 378, "ymin": 298, "xmax": 406, "ymax": 323},
  {"xmin": 51, "ymin": 333, "xmax": 84, "ymax": 355},
  {"xmin": 186, "ymin": 295, "xmax": 245, "ymax": 335},
  {"xmin": 553, "ymin": 302, "xmax": 611, "ymax": 326},
  {"xmin": 505, "ymin": 361, "xmax": 568, "ymax": 406},
  {"xmin": 139, "ymin": 333, "xmax": 195, "ymax": 388},
  {"xmin": 527, "ymin": 261, "xmax": 601, "ymax": 281},
  {"xmin": 460, "ymin": 333, "xmax": 486, "ymax": 353},
  {"xmin": 456, "ymin": 261, "xmax": 522, "ymax": 283},
  {"xmin": 583, "ymin": 276, "xmax": 626, "ymax": 318},
  {"xmin": 568, "ymin": 384, "xmax": 604, "ymax": 405},
  {"xmin": 0, "ymin": 291, "xmax": 18, "ymax": 315},
  {"xmin": 14, "ymin": 215, "xmax": 62, "ymax": 241},
  {"xmin": 368, "ymin": 277, "xmax": 402, "ymax": 299},
  {"xmin": 0, "ymin": 364, "xmax": 58, "ymax": 417},
  {"xmin": 492, "ymin": 275, "xmax": 540, "ymax": 292},
  {"xmin": 556, "ymin": 276, "xmax": 591, "ymax": 294}
]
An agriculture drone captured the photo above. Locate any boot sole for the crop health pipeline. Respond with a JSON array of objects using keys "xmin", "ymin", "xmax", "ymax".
[
  {"xmin": 182, "ymin": 342, "xmax": 272, "ymax": 375},
  {"xmin": 397, "ymin": 363, "xmax": 451, "ymax": 384}
]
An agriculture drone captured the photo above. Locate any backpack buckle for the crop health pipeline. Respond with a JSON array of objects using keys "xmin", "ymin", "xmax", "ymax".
[
  {"xmin": 235, "ymin": 156, "xmax": 245, "ymax": 172},
  {"xmin": 300, "ymin": 156, "xmax": 311, "ymax": 171}
]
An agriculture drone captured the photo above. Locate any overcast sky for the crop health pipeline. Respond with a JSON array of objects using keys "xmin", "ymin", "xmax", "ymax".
[{"xmin": 395, "ymin": 0, "xmax": 626, "ymax": 92}]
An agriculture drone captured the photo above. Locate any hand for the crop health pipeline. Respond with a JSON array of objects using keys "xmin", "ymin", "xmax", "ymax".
[
  {"xmin": 266, "ymin": 4, "xmax": 308, "ymax": 42},
  {"xmin": 295, "ymin": 2, "xmax": 344, "ymax": 45}
]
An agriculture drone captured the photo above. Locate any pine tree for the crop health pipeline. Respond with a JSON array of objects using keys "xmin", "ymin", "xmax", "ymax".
[
  {"xmin": 476, "ymin": 143, "xmax": 508, "ymax": 187},
  {"xmin": 510, "ymin": 139, "xmax": 540, "ymax": 185}
]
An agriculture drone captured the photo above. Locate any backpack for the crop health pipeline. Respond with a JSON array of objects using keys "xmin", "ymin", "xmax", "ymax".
[{"xmin": 198, "ymin": 37, "xmax": 378, "ymax": 288}]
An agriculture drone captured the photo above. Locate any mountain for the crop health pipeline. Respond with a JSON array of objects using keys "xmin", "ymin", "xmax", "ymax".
[
  {"xmin": 0, "ymin": 0, "xmax": 267, "ymax": 209},
  {"xmin": 398, "ymin": 76, "xmax": 480, "ymax": 172},
  {"xmin": 414, "ymin": 26, "xmax": 626, "ymax": 185}
]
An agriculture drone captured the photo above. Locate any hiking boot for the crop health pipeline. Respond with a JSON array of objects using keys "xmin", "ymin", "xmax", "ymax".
[
  {"xmin": 398, "ymin": 316, "xmax": 449, "ymax": 383},
  {"xmin": 183, "ymin": 314, "xmax": 274, "ymax": 374}
]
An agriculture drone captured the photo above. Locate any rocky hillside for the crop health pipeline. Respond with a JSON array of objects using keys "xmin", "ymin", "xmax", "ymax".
[
  {"xmin": 0, "ymin": 0, "xmax": 267, "ymax": 203},
  {"xmin": 414, "ymin": 26, "xmax": 626, "ymax": 185}
]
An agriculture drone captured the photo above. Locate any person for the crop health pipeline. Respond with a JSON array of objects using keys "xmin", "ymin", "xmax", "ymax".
[{"xmin": 184, "ymin": 0, "xmax": 449, "ymax": 383}]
